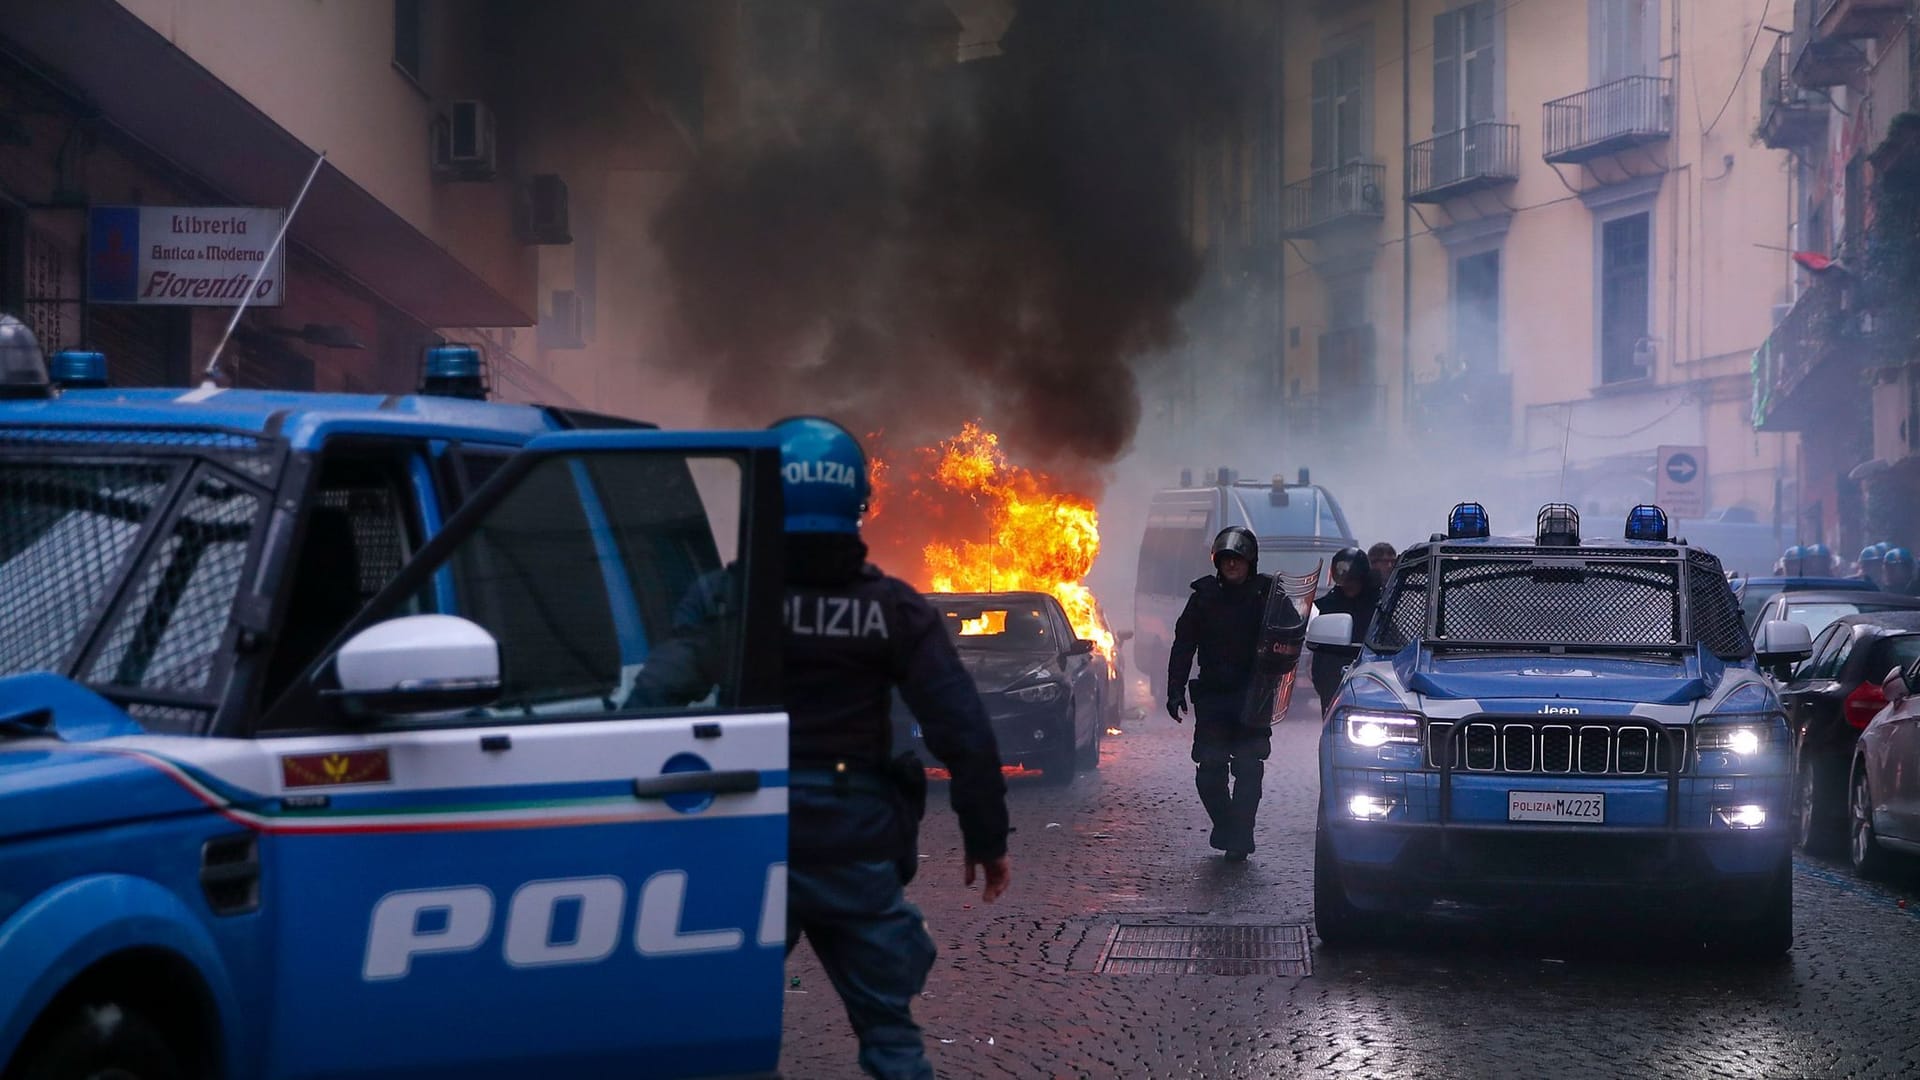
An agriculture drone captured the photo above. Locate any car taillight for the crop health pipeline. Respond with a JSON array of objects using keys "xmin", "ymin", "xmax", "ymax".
[{"xmin": 1844, "ymin": 682, "xmax": 1888, "ymax": 730}]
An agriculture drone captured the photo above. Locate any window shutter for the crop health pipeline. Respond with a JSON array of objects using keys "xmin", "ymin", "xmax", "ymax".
[
  {"xmin": 1433, "ymin": 10, "xmax": 1460, "ymax": 134},
  {"xmin": 1311, "ymin": 56, "xmax": 1334, "ymax": 170},
  {"xmin": 1464, "ymin": 1, "xmax": 1496, "ymax": 124},
  {"xmin": 1337, "ymin": 47, "xmax": 1368, "ymax": 163}
]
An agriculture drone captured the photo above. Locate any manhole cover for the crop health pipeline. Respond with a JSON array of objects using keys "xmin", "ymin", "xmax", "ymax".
[{"xmin": 1095, "ymin": 922, "xmax": 1311, "ymax": 976}]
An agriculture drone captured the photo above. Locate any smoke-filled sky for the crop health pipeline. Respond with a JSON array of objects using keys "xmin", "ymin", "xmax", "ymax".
[{"xmin": 648, "ymin": 0, "xmax": 1261, "ymax": 485}]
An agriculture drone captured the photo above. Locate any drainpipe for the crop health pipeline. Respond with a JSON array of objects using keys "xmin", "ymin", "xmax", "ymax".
[{"xmin": 1401, "ymin": 0, "xmax": 1413, "ymax": 443}]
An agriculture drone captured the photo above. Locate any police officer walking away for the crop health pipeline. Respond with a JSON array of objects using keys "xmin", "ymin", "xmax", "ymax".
[
  {"xmin": 1166, "ymin": 526, "xmax": 1284, "ymax": 861},
  {"xmin": 1312, "ymin": 547, "xmax": 1380, "ymax": 713},
  {"xmin": 768, "ymin": 417, "xmax": 1012, "ymax": 1080}
]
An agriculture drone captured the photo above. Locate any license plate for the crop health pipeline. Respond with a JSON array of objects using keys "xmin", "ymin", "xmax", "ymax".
[{"xmin": 1508, "ymin": 791, "xmax": 1605, "ymax": 823}]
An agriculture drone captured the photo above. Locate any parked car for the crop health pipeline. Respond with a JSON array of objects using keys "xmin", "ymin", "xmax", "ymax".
[
  {"xmin": 1847, "ymin": 656, "xmax": 1920, "ymax": 876},
  {"xmin": 1782, "ymin": 611, "xmax": 1920, "ymax": 854},
  {"xmin": 1133, "ymin": 468, "xmax": 1354, "ymax": 701},
  {"xmin": 1732, "ymin": 576, "xmax": 1878, "ymax": 633},
  {"xmin": 892, "ymin": 591, "xmax": 1106, "ymax": 780}
]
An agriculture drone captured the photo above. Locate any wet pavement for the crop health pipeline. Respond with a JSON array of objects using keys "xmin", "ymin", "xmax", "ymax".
[{"xmin": 780, "ymin": 681, "xmax": 1920, "ymax": 1078}]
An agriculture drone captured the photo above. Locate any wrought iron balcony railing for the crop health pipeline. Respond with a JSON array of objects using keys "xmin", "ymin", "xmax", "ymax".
[
  {"xmin": 1759, "ymin": 37, "xmax": 1824, "ymax": 150},
  {"xmin": 1406, "ymin": 123, "xmax": 1520, "ymax": 204},
  {"xmin": 1281, "ymin": 163, "xmax": 1387, "ymax": 237},
  {"xmin": 1793, "ymin": 0, "xmax": 1867, "ymax": 88},
  {"xmin": 1542, "ymin": 75, "xmax": 1673, "ymax": 164}
]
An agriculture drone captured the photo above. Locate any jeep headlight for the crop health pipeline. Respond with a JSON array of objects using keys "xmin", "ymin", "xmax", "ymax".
[
  {"xmin": 1696, "ymin": 725, "xmax": 1764, "ymax": 755},
  {"xmin": 1343, "ymin": 711, "xmax": 1422, "ymax": 748},
  {"xmin": 1009, "ymin": 682, "xmax": 1063, "ymax": 704},
  {"xmin": 1696, "ymin": 684, "xmax": 1784, "ymax": 757}
]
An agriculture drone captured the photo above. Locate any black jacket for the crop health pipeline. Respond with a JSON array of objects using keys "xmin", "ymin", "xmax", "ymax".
[
  {"xmin": 1311, "ymin": 583, "xmax": 1381, "ymax": 692},
  {"xmin": 629, "ymin": 536, "xmax": 1009, "ymax": 866},
  {"xmin": 1167, "ymin": 572, "xmax": 1275, "ymax": 700}
]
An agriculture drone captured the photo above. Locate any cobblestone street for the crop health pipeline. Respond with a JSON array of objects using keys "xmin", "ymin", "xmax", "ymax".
[{"xmin": 783, "ymin": 682, "xmax": 1920, "ymax": 1079}]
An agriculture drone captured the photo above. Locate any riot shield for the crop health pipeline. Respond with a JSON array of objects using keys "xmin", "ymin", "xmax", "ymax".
[{"xmin": 1238, "ymin": 563, "xmax": 1320, "ymax": 727}]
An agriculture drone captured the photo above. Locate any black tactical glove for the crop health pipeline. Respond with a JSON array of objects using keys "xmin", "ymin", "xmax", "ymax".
[{"xmin": 1166, "ymin": 691, "xmax": 1186, "ymax": 724}]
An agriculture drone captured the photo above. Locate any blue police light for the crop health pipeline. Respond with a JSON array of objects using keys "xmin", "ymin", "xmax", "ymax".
[
  {"xmin": 49, "ymin": 349, "xmax": 108, "ymax": 389},
  {"xmin": 1624, "ymin": 504, "xmax": 1669, "ymax": 542},
  {"xmin": 1447, "ymin": 502, "xmax": 1491, "ymax": 539},
  {"xmin": 1536, "ymin": 503, "xmax": 1581, "ymax": 546},
  {"xmin": 419, "ymin": 344, "xmax": 488, "ymax": 401}
]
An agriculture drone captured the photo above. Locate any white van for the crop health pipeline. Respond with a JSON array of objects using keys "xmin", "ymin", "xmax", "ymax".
[{"xmin": 1132, "ymin": 468, "xmax": 1356, "ymax": 699}]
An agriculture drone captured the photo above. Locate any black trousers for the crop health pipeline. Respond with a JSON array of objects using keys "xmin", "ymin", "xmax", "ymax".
[{"xmin": 1190, "ymin": 690, "xmax": 1272, "ymax": 853}]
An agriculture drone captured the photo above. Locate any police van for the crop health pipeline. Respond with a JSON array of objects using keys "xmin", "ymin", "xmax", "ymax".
[
  {"xmin": 1133, "ymin": 468, "xmax": 1355, "ymax": 699},
  {"xmin": 1307, "ymin": 502, "xmax": 1813, "ymax": 954},
  {"xmin": 0, "ymin": 333, "xmax": 789, "ymax": 1078}
]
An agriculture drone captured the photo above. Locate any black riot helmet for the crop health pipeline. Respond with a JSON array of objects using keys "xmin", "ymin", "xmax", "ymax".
[
  {"xmin": 1211, "ymin": 526, "xmax": 1259, "ymax": 573},
  {"xmin": 1331, "ymin": 546, "xmax": 1368, "ymax": 586}
]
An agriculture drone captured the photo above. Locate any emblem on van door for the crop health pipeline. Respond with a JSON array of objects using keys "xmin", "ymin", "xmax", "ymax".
[
  {"xmin": 281, "ymin": 749, "xmax": 392, "ymax": 788},
  {"xmin": 1537, "ymin": 705, "xmax": 1581, "ymax": 716}
]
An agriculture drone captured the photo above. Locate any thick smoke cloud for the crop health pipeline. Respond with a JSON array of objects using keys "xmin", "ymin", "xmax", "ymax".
[{"xmin": 649, "ymin": 0, "xmax": 1258, "ymax": 480}]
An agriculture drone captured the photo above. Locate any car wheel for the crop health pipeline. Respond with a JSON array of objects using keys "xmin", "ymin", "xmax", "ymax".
[
  {"xmin": 15, "ymin": 1001, "xmax": 182, "ymax": 1080},
  {"xmin": 1313, "ymin": 807, "xmax": 1371, "ymax": 949},
  {"xmin": 1038, "ymin": 706, "xmax": 1078, "ymax": 785},
  {"xmin": 1077, "ymin": 692, "xmax": 1103, "ymax": 770},
  {"xmin": 1705, "ymin": 853, "xmax": 1792, "ymax": 960},
  {"xmin": 1851, "ymin": 764, "xmax": 1892, "ymax": 878},
  {"xmin": 1796, "ymin": 759, "xmax": 1843, "ymax": 856}
]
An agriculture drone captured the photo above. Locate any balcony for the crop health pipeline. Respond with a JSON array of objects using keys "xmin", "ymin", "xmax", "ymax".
[
  {"xmin": 1816, "ymin": 0, "xmax": 1906, "ymax": 39},
  {"xmin": 1407, "ymin": 123, "xmax": 1520, "ymax": 204},
  {"xmin": 1542, "ymin": 76, "xmax": 1673, "ymax": 164},
  {"xmin": 1793, "ymin": 0, "xmax": 1868, "ymax": 87},
  {"xmin": 1759, "ymin": 37, "xmax": 1825, "ymax": 150},
  {"xmin": 1752, "ymin": 280, "xmax": 1862, "ymax": 432},
  {"xmin": 1281, "ymin": 163, "xmax": 1387, "ymax": 238}
]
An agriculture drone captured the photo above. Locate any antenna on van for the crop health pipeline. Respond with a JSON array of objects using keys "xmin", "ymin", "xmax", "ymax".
[{"xmin": 199, "ymin": 149, "xmax": 328, "ymax": 389}]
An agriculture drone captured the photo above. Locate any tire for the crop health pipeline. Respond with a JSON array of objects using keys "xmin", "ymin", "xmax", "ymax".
[
  {"xmin": 1038, "ymin": 706, "xmax": 1078, "ymax": 785},
  {"xmin": 1706, "ymin": 853, "xmax": 1793, "ymax": 960},
  {"xmin": 1850, "ymin": 764, "xmax": 1893, "ymax": 879},
  {"xmin": 1796, "ymin": 757, "xmax": 1844, "ymax": 856},
  {"xmin": 14, "ymin": 1001, "xmax": 182, "ymax": 1080},
  {"xmin": 1077, "ymin": 691, "xmax": 1103, "ymax": 770},
  {"xmin": 1313, "ymin": 808, "xmax": 1371, "ymax": 948}
]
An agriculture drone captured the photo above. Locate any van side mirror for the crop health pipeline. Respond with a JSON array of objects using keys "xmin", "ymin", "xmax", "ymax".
[
  {"xmin": 1753, "ymin": 619, "xmax": 1813, "ymax": 665},
  {"xmin": 1306, "ymin": 613, "xmax": 1358, "ymax": 654},
  {"xmin": 1117, "ymin": 630, "xmax": 1135, "ymax": 645},
  {"xmin": 325, "ymin": 614, "xmax": 502, "ymax": 717}
]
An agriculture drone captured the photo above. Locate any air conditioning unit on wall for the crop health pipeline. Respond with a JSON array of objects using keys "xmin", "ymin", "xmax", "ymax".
[{"xmin": 431, "ymin": 101, "xmax": 497, "ymax": 181}]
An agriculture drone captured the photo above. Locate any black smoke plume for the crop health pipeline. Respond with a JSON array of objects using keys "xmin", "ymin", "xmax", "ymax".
[{"xmin": 650, "ymin": 0, "xmax": 1258, "ymax": 480}]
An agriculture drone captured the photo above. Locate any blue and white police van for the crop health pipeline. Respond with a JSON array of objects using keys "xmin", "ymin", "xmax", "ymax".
[
  {"xmin": 1308, "ymin": 502, "xmax": 1814, "ymax": 955},
  {"xmin": 0, "ymin": 333, "xmax": 789, "ymax": 1078}
]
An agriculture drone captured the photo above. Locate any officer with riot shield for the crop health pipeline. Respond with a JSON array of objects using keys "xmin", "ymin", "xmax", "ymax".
[
  {"xmin": 1311, "ymin": 547, "xmax": 1380, "ymax": 714},
  {"xmin": 1166, "ymin": 526, "xmax": 1296, "ymax": 861}
]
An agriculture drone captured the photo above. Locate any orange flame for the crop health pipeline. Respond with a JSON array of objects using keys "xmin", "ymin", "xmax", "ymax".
[{"xmin": 910, "ymin": 422, "xmax": 1114, "ymax": 660}]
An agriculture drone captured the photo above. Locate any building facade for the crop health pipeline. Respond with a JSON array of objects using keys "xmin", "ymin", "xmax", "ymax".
[
  {"xmin": 1277, "ymin": 0, "xmax": 1796, "ymax": 561},
  {"xmin": 1757, "ymin": 0, "xmax": 1920, "ymax": 560}
]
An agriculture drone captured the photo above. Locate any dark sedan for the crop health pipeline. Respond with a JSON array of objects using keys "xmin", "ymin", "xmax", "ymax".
[
  {"xmin": 892, "ymin": 591, "xmax": 1105, "ymax": 781},
  {"xmin": 1784, "ymin": 608, "xmax": 1920, "ymax": 853}
]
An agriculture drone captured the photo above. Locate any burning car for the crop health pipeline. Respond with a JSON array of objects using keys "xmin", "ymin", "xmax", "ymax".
[
  {"xmin": 893, "ymin": 591, "xmax": 1107, "ymax": 780},
  {"xmin": 1309, "ymin": 502, "xmax": 1812, "ymax": 955}
]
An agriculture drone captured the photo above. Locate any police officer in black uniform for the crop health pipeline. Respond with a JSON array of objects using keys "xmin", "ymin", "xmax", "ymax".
[
  {"xmin": 628, "ymin": 417, "xmax": 1009, "ymax": 1079},
  {"xmin": 1311, "ymin": 547, "xmax": 1379, "ymax": 714},
  {"xmin": 1166, "ymin": 526, "xmax": 1289, "ymax": 860}
]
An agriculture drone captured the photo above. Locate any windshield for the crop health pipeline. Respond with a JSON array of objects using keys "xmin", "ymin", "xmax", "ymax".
[
  {"xmin": 1780, "ymin": 601, "xmax": 1896, "ymax": 637},
  {"xmin": 933, "ymin": 600, "xmax": 1056, "ymax": 652}
]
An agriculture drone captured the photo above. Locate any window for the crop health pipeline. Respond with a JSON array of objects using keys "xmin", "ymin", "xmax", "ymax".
[
  {"xmin": 1591, "ymin": 0, "xmax": 1656, "ymax": 82},
  {"xmin": 1599, "ymin": 212, "xmax": 1651, "ymax": 384},
  {"xmin": 1453, "ymin": 250, "xmax": 1500, "ymax": 375},
  {"xmin": 1329, "ymin": 273, "xmax": 1369, "ymax": 331},
  {"xmin": 1311, "ymin": 43, "xmax": 1370, "ymax": 170},
  {"xmin": 393, "ymin": 0, "xmax": 423, "ymax": 83},
  {"xmin": 1433, "ymin": 1, "xmax": 1497, "ymax": 135},
  {"xmin": 1317, "ymin": 494, "xmax": 1343, "ymax": 538},
  {"xmin": 935, "ymin": 601, "xmax": 1055, "ymax": 651}
]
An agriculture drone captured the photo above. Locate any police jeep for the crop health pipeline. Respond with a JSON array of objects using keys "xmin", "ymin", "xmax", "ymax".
[
  {"xmin": 1307, "ymin": 502, "xmax": 1814, "ymax": 956},
  {"xmin": 0, "ymin": 327, "xmax": 792, "ymax": 1079}
]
